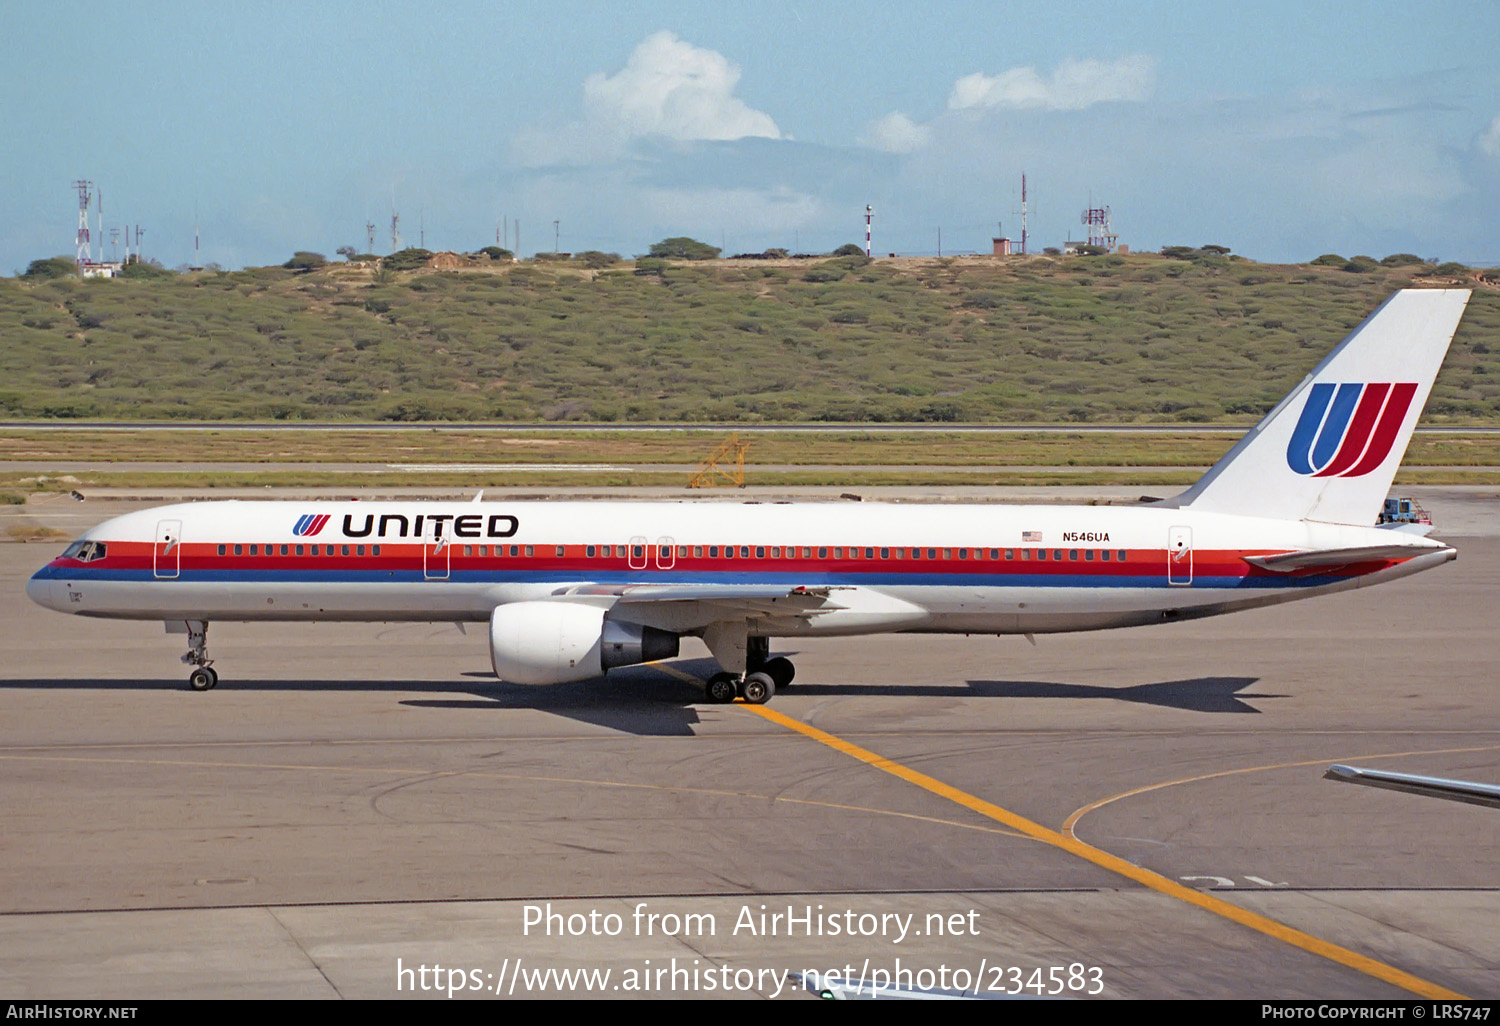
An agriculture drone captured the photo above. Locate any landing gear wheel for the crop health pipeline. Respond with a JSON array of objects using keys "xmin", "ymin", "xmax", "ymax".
[
  {"xmin": 762, "ymin": 656, "xmax": 795, "ymax": 689},
  {"xmin": 188, "ymin": 667, "xmax": 218, "ymax": 691},
  {"xmin": 705, "ymin": 673, "xmax": 739, "ymax": 704},
  {"xmin": 740, "ymin": 671, "xmax": 776, "ymax": 705}
]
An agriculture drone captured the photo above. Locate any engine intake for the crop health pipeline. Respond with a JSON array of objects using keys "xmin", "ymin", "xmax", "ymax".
[{"xmin": 489, "ymin": 601, "xmax": 679, "ymax": 685}]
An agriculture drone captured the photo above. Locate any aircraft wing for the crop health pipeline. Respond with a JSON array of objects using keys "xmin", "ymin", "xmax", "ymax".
[
  {"xmin": 1325, "ymin": 764, "xmax": 1500, "ymax": 809},
  {"xmin": 557, "ymin": 582, "xmax": 839, "ymax": 618},
  {"xmin": 1243, "ymin": 544, "xmax": 1442, "ymax": 572}
]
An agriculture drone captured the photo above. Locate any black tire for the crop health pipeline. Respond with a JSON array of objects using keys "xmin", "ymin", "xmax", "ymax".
[
  {"xmin": 188, "ymin": 668, "xmax": 215, "ymax": 692},
  {"xmin": 762, "ymin": 656, "xmax": 795, "ymax": 689},
  {"xmin": 740, "ymin": 671, "xmax": 776, "ymax": 705},
  {"xmin": 705, "ymin": 673, "xmax": 738, "ymax": 704}
]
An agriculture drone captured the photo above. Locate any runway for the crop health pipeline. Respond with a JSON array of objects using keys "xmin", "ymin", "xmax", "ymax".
[{"xmin": 1, "ymin": 494, "xmax": 1498, "ymax": 999}]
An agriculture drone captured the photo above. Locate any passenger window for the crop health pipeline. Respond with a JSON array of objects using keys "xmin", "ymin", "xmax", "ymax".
[
  {"xmin": 928, "ymin": 548, "xmax": 937, "ymax": 559},
  {"xmin": 1069, "ymin": 549, "xmax": 1078, "ymax": 561},
  {"xmin": 910, "ymin": 548, "xmax": 920, "ymax": 560},
  {"xmin": 710, "ymin": 546, "xmax": 719, "ymax": 557},
  {"xmin": 1037, "ymin": 549, "xmax": 1047, "ymax": 561},
  {"xmin": 1020, "ymin": 549, "xmax": 1030, "ymax": 560},
  {"xmin": 959, "ymin": 549, "xmax": 968, "ymax": 560},
  {"xmin": 1085, "ymin": 550, "xmax": 1094, "ymax": 561},
  {"xmin": 525, "ymin": 546, "xmax": 534, "ymax": 557},
  {"xmin": 1102, "ymin": 550, "xmax": 1111, "ymax": 561},
  {"xmin": 1118, "ymin": 550, "xmax": 1127, "ymax": 562},
  {"xmin": 280, "ymin": 545, "xmax": 289, "ymax": 556},
  {"xmin": 343, "ymin": 545, "xmax": 351, "ymax": 556},
  {"xmin": 234, "ymin": 544, "xmax": 243, "ymax": 556},
  {"xmin": 295, "ymin": 545, "xmax": 304, "ymax": 556},
  {"xmin": 464, "ymin": 546, "xmax": 474, "ymax": 557},
  {"xmin": 1004, "ymin": 549, "xmax": 1014, "ymax": 560},
  {"xmin": 218, "ymin": 545, "xmax": 226, "ymax": 556},
  {"xmin": 249, "ymin": 545, "xmax": 258, "ymax": 556},
  {"xmin": 802, "ymin": 547, "xmax": 812, "ymax": 559},
  {"xmin": 771, "ymin": 547, "xmax": 780, "ymax": 558},
  {"xmin": 479, "ymin": 546, "xmax": 487, "ymax": 557},
  {"xmin": 990, "ymin": 548, "xmax": 1000, "ymax": 560},
  {"xmin": 834, "ymin": 547, "xmax": 843, "ymax": 559},
  {"xmin": 358, "ymin": 545, "xmax": 366, "ymax": 556},
  {"xmin": 942, "ymin": 549, "xmax": 952, "ymax": 560},
  {"xmin": 373, "ymin": 545, "xmax": 381, "ymax": 556},
  {"xmin": 311, "ymin": 546, "xmax": 320, "ymax": 556},
  {"xmin": 818, "ymin": 547, "xmax": 828, "ymax": 559},
  {"xmin": 557, "ymin": 546, "xmax": 565, "ymax": 557},
  {"xmin": 1053, "ymin": 550, "xmax": 1063, "ymax": 561},
  {"xmin": 864, "ymin": 548, "xmax": 874, "ymax": 559},
  {"xmin": 756, "ymin": 547, "xmax": 765, "ymax": 558},
  {"xmin": 880, "ymin": 548, "xmax": 889, "ymax": 559},
  {"xmin": 739, "ymin": 546, "xmax": 749, "ymax": 558},
  {"xmin": 678, "ymin": 546, "xmax": 688, "ymax": 557},
  {"xmin": 586, "ymin": 546, "xmax": 595, "ymax": 557}
]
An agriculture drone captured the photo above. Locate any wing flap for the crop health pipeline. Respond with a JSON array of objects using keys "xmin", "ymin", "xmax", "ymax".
[{"xmin": 556, "ymin": 582, "xmax": 839, "ymax": 618}]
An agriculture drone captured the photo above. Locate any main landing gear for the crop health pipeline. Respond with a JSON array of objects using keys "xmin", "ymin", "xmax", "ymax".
[
  {"xmin": 180, "ymin": 620, "xmax": 218, "ymax": 691},
  {"xmin": 703, "ymin": 648, "xmax": 796, "ymax": 706}
]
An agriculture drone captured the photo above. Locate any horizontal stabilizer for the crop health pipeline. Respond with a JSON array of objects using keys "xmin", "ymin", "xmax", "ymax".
[{"xmin": 1243, "ymin": 544, "xmax": 1448, "ymax": 572}]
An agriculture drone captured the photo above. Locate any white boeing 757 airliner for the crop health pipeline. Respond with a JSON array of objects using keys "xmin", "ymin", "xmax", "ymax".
[{"xmin": 27, "ymin": 289, "xmax": 1472, "ymax": 703}]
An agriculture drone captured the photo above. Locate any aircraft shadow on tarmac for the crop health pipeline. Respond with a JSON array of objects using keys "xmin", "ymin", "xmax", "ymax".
[{"xmin": 0, "ymin": 663, "xmax": 1282, "ymax": 735}]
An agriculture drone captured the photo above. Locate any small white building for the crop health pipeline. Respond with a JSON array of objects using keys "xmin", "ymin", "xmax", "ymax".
[{"xmin": 79, "ymin": 261, "xmax": 123, "ymax": 278}]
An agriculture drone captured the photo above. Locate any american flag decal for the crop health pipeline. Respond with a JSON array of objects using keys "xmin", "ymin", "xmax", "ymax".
[{"xmin": 1022, "ymin": 530, "xmax": 1042, "ymax": 543}]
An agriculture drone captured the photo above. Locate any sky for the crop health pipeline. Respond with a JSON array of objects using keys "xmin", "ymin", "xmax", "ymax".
[{"xmin": 2, "ymin": 1, "xmax": 1498, "ymax": 273}]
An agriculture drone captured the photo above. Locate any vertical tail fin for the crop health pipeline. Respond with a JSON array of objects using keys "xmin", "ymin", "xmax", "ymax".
[{"xmin": 1174, "ymin": 289, "xmax": 1471, "ymax": 524}]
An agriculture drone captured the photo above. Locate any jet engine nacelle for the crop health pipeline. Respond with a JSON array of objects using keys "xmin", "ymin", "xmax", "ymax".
[{"xmin": 488, "ymin": 601, "xmax": 679, "ymax": 685}]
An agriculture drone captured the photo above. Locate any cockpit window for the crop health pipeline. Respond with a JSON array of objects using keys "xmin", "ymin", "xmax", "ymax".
[{"xmin": 61, "ymin": 541, "xmax": 107, "ymax": 562}]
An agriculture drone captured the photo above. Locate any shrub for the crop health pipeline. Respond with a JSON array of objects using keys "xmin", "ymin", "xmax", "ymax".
[
  {"xmin": 383, "ymin": 248, "xmax": 433, "ymax": 272},
  {"xmin": 284, "ymin": 251, "xmax": 327, "ymax": 272},
  {"xmin": 476, "ymin": 246, "xmax": 514, "ymax": 262},
  {"xmin": 22, "ymin": 257, "xmax": 76, "ymax": 280},
  {"xmin": 831, "ymin": 243, "xmax": 865, "ymax": 257},
  {"xmin": 119, "ymin": 259, "xmax": 174, "ymax": 280},
  {"xmin": 574, "ymin": 251, "xmax": 620, "ymax": 268},
  {"xmin": 1341, "ymin": 256, "xmax": 1379, "ymax": 273},
  {"xmin": 1380, "ymin": 253, "xmax": 1426, "ymax": 266},
  {"xmin": 633, "ymin": 257, "xmax": 668, "ymax": 277},
  {"xmin": 648, "ymin": 237, "xmax": 721, "ymax": 260},
  {"xmin": 1310, "ymin": 253, "xmax": 1345, "ymax": 266}
]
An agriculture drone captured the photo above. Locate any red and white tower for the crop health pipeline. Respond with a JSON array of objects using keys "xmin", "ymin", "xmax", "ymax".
[
  {"xmin": 73, "ymin": 180, "xmax": 93, "ymax": 266},
  {"xmin": 864, "ymin": 204, "xmax": 873, "ymax": 257},
  {"xmin": 1020, "ymin": 174, "xmax": 1028, "ymax": 256}
]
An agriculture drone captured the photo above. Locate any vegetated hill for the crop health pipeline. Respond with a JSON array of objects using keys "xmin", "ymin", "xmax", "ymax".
[{"xmin": 0, "ymin": 254, "xmax": 1494, "ymax": 423}]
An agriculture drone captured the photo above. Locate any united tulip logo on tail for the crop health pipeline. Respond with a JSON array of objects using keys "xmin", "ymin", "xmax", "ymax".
[
  {"xmin": 1286, "ymin": 382, "xmax": 1418, "ymax": 478},
  {"xmin": 293, "ymin": 513, "xmax": 331, "ymax": 536}
]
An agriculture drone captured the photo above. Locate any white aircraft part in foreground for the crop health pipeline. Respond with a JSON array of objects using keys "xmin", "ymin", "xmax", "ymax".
[{"xmin": 26, "ymin": 289, "xmax": 1473, "ymax": 703}]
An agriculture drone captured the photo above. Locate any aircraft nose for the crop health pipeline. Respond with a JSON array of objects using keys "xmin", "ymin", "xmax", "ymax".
[{"xmin": 26, "ymin": 572, "xmax": 58, "ymax": 611}]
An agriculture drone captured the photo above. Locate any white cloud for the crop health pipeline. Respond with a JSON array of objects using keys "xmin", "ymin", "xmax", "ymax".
[
  {"xmin": 582, "ymin": 31, "xmax": 780, "ymax": 143},
  {"xmin": 1480, "ymin": 112, "xmax": 1500, "ymax": 157},
  {"xmin": 860, "ymin": 112, "xmax": 930, "ymax": 154},
  {"xmin": 947, "ymin": 55, "xmax": 1156, "ymax": 112}
]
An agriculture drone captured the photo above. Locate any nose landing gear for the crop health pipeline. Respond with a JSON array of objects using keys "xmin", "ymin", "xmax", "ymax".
[{"xmin": 179, "ymin": 620, "xmax": 218, "ymax": 690}]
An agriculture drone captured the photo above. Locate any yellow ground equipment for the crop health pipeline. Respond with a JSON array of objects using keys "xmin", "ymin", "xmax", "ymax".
[{"xmin": 688, "ymin": 433, "xmax": 750, "ymax": 488}]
